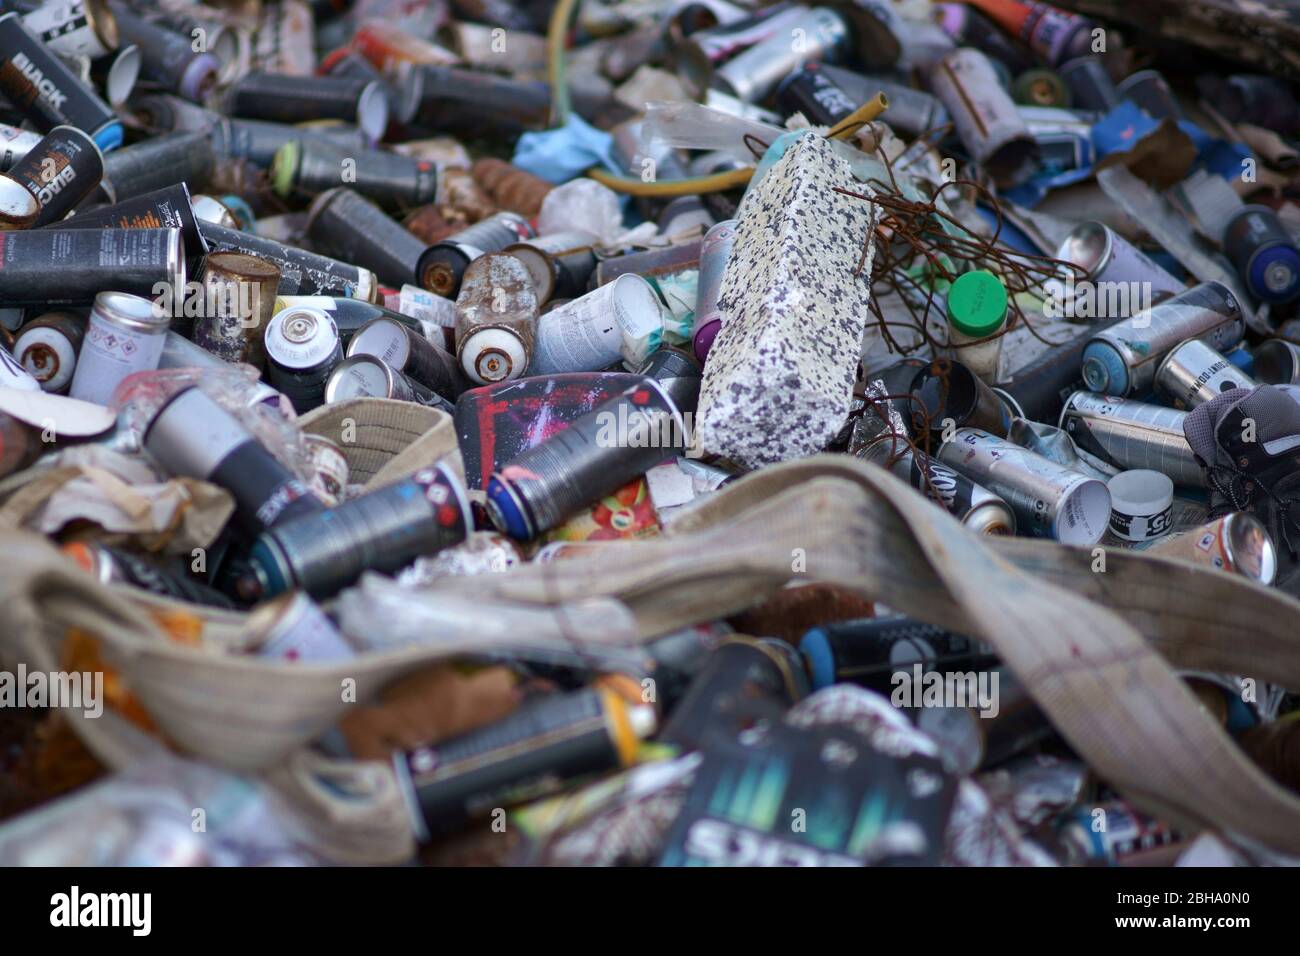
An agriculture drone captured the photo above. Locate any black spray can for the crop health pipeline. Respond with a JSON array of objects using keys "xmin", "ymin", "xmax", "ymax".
[
  {"xmin": 199, "ymin": 220, "xmax": 377, "ymax": 301},
  {"xmin": 108, "ymin": 2, "xmax": 219, "ymax": 103},
  {"xmin": 305, "ymin": 187, "xmax": 428, "ymax": 289},
  {"xmin": 418, "ymin": 211, "xmax": 534, "ymax": 298},
  {"xmin": 225, "ymin": 71, "xmax": 389, "ymax": 144},
  {"xmin": 143, "ymin": 385, "xmax": 325, "ymax": 535},
  {"xmin": 0, "ymin": 12, "xmax": 123, "ymax": 151},
  {"xmin": 0, "ymin": 124, "xmax": 103, "ymax": 227},
  {"xmin": 660, "ymin": 637, "xmax": 810, "ymax": 751},
  {"xmin": 262, "ymin": 304, "xmax": 344, "ymax": 413},
  {"xmin": 102, "ymin": 129, "xmax": 213, "ymax": 200},
  {"xmin": 210, "ymin": 117, "xmax": 370, "ymax": 171},
  {"xmin": 394, "ymin": 686, "xmax": 656, "ymax": 840},
  {"xmin": 242, "ymin": 461, "xmax": 471, "ymax": 600},
  {"xmin": 58, "ymin": 182, "xmax": 209, "ymax": 267},
  {"xmin": 799, "ymin": 617, "xmax": 996, "ymax": 693},
  {"xmin": 398, "ymin": 63, "xmax": 550, "ymax": 136},
  {"xmin": 67, "ymin": 540, "xmax": 238, "ymax": 610},
  {"xmin": 271, "ymin": 139, "xmax": 438, "ymax": 211},
  {"xmin": 774, "ymin": 63, "xmax": 858, "ymax": 126},
  {"xmin": 0, "ymin": 226, "xmax": 183, "ymax": 305},
  {"xmin": 345, "ymin": 314, "xmax": 461, "ymax": 398}
]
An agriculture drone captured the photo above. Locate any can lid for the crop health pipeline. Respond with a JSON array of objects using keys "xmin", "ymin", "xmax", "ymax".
[
  {"xmin": 265, "ymin": 306, "xmax": 340, "ymax": 368},
  {"xmin": 461, "ymin": 327, "xmax": 527, "ymax": 384},
  {"xmin": 947, "ymin": 270, "xmax": 1007, "ymax": 337},
  {"xmin": 1223, "ymin": 511, "xmax": 1277, "ymax": 585},
  {"xmin": 270, "ymin": 141, "xmax": 300, "ymax": 198},
  {"xmin": 0, "ymin": 176, "xmax": 39, "ymax": 228},
  {"xmin": 324, "ymin": 354, "xmax": 394, "ymax": 401},
  {"xmin": 180, "ymin": 53, "xmax": 220, "ymax": 103},
  {"xmin": 1106, "ymin": 469, "xmax": 1174, "ymax": 522},
  {"xmin": 1054, "ymin": 477, "xmax": 1112, "ymax": 547},
  {"xmin": 348, "ymin": 316, "xmax": 409, "ymax": 364},
  {"xmin": 356, "ymin": 81, "xmax": 389, "ymax": 143}
]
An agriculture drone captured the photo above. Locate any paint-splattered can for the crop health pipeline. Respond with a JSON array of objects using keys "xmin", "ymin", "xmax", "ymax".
[
  {"xmin": 192, "ymin": 251, "xmax": 281, "ymax": 369},
  {"xmin": 1080, "ymin": 281, "xmax": 1244, "ymax": 397}
]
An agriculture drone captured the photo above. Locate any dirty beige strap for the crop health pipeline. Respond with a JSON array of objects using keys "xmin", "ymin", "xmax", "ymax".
[{"xmin": 430, "ymin": 455, "xmax": 1300, "ymax": 852}]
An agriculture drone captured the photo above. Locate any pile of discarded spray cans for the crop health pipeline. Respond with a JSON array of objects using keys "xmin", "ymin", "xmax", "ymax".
[{"xmin": 0, "ymin": 0, "xmax": 1299, "ymax": 868}]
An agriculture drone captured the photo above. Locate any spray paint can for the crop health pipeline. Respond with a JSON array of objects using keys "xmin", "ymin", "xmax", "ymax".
[
  {"xmin": 1048, "ymin": 220, "xmax": 1184, "ymax": 320},
  {"xmin": 141, "ymin": 7, "xmax": 239, "ymax": 85},
  {"xmin": 1140, "ymin": 512, "xmax": 1276, "ymax": 584},
  {"xmin": 486, "ymin": 377, "xmax": 690, "ymax": 541},
  {"xmin": 345, "ymin": 314, "xmax": 461, "ymax": 398},
  {"xmin": 323, "ymin": 354, "xmax": 454, "ymax": 413},
  {"xmin": 1059, "ymin": 56, "xmax": 1119, "ymax": 113},
  {"xmin": 419, "ymin": 211, "xmax": 534, "ymax": 298},
  {"xmin": 143, "ymin": 384, "xmax": 323, "ymax": 534},
  {"xmin": 62, "ymin": 540, "xmax": 237, "ymax": 609},
  {"xmin": 59, "ymin": 183, "xmax": 208, "ymax": 266},
  {"xmin": 302, "ymin": 433, "xmax": 349, "ymax": 507},
  {"xmin": 929, "ymin": 47, "xmax": 1038, "ymax": 187},
  {"xmin": 0, "ymin": 12, "xmax": 123, "ymax": 151},
  {"xmin": 225, "ymin": 72, "xmax": 389, "ymax": 144},
  {"xmin": 674, "ymin": 4, "xmax": 812, "ymax": 96},
  {"xmin": 595, "ymin": 240, "xmax": 702, "ymax": 287},
  {"xmin": 692, "ymin": 218, "xmax": 737, "ymax": 362},
  {"xmin": 774, "ymin": 62, "xmax": 859, "ymax": 125},
  {"xmin": 305, "ymin": 187, "xmax": 427, "ymax": 290},
  {"xmin": 192, "ymin": 251, "xmax": 281, "ymax": 369},
  {"xmin": 272, "ymin": 295, "xmax": 427, "ymax": 350},
  {"xmin": 0, "ymin": 122, "xmax": 43, "ymax": 172},
  {"xmin": 1058, "ymin": 391, "xmax": 1204, "ymax": 488},
  {"xmin": 712, "ymin": 7, "xmax": 849, "ymax": 104},
  {"xmin": 454, "ymin": 252, "xmax": 539, "ymax": 385},
  {"xmin": 1155, "ymin": 339, "xmax": 1255, "ymax": 409},
  {"xmin": 816, "ymin": 64, "xmax": 949, "ymax": 139},
  {"xmin": 262, "ymin": 305, "xmax": 344, "ymax": 413},
  {"xmin": 934, "ymin": 3, "xmax": 1033, "ymax": 74},
  {"xmin": 102, "ymin": 129, "xmax": 212, "ymax": 201},
  {"xmin": 1252, "ymin": 339, "xmax": 1300, "ymax": 386},
  {"xmin": 1080, "ymin": 282, "xmax": 1244, "ymax": 397},
  {"xmin": 13, "ymin": 310, "xmax": 84, "ymax": 393},
  {"xmin": 937, "ymin": 428, "xmax": 1111, "ymax": 545},
  {"xmin": 66, "ymin": 291, "xmax": 167, "ymax": 405},
  {"xmin": 388, "ymin": 284, "xmax": 457, "ymax": 334},
  {"xmin": 529, "ymin": 274, "xmax": 665, "ymax": 376},
  {"xmin": 1116, "ymin": 69, "xmax": 1183, "ymax": 122},
  {"xmin": 394, "ymin": 685, "xmax": 656, "ymax": 839},
  {"xmin": 799, "ymin": 617, "xmax": 995, "ymax": 693},
  {"xmin": 890, "ymin": 450, "xmax": 1015, "ymax": 534},
  {"xmin": 502, "ymin": 231, "xmax": 598, "ymax": 305},
  {"xmin": 20, "ymin": 0, "xmax": 119, "ymax": 61},
  {"xmin": 242, "ymin": 461, "xmax": 470, "ymax": 600},
  {"xmin": 993, "ymin": 0, "xmax": 1097, "ymax": 67},
  {"xmin": 209, "ymin": 117, "xmax": 369, "ymax": 170},
  {"xmin": 397, "ymin": 63, "xmax": 551, "ymax": 136},
  {"xmin": 1223, "ymin": 205, "xmax": 1300, "ymax": 305},
  {"xmin": 0, "ymin": 227, "xmax": 183, "ymax": 306},
  {"xmin": 272, "ymin": 140, "xmax": 437, "ymax": 211},
  {"xmin": 1, "ymin": 124, "xmax": 105, "ymax": 228},
  {"xmin": 199, "ymin": 220, "xmax": 376, "ymax": 300},
  {"xmin": 246, "ymin": 591, "xmax": 354, "ymax": 662},
  {"xmin": 910, "ymin": 359, "xmax": 1013, "ymax": 437},
  {"xmin": 109, "ymin": 4, "xmax": 218, "ymax": 103},
  {"xmin": 660, "ymin": 637, "xmax": 809, "ymax": 750}
]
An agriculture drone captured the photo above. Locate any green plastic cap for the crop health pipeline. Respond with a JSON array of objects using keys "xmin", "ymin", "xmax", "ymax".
[
  {"xmin": 947, "ymin": 270, "xmax": 1008, "ymax": 337},
  {"xmin": 270, "ymin": 140, "xmax": 300, "ymax": 198}
]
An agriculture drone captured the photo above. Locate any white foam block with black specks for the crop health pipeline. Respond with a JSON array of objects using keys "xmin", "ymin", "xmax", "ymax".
[{"xmin": 696, "ymin": 134, "xmax": 879, "ymax": 468}]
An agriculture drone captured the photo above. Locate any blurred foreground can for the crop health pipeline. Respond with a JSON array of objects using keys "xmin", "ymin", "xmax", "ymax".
[
  {"xmin": 248, "ymin": 592, "xmax": 354, "ymax": 663},
  {"xmin": 68, "ymin": 291, "xmax": 167, "ymax": 405},
  {"xmin": 800, "ymin": 617, "xmax": 995, "ymax": 693},
  {"xmin": 1059, "ymin": 391, "xmax": 1204, "ymax": 488},
  {"xmin": 20, "ymin": 0, "xmax": 119, "ymax": 61},
  {"xmin": 1139, "ymin": 512, "xmax": 1277, "ymax": 585},
  {"xmin": 938, "ymin": 428, "xmax": 1111, "ymax": 545},
  {"xmin": 243, "ymin": 461, "xmax": 471, "ymax": 599},
  {"xmin": 395, "ymin": 686, "xmax": 656, "ymax": 840},
  {"xmin": 1080, "ymin": 282, "xmax": 1244, "ymax": 397},
  {"xmin": 143, "ymin": 385, "xmax": 323, "ymax": 535}
]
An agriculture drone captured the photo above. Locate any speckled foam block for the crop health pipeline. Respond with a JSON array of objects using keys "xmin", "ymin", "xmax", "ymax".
[{"xmin": 696, "ymin": 134, "xmax": 879, "ymax": 468}]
